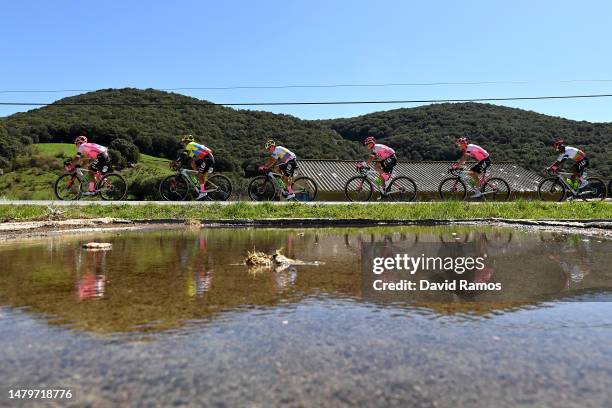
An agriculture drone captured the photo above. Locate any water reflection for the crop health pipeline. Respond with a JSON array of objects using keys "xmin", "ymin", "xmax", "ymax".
[
  {"xmin": 76, "ymin": 250, "xmax": 107, "ymax": 301},
  {"xmin": 0, "ymin": 227, "xmax": 610, "ymax": 334}
]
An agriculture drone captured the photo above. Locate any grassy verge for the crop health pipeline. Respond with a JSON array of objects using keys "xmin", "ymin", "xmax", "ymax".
[{"xmin": 0, "ymin": 201, "xmax": 611, "ymax": 222}]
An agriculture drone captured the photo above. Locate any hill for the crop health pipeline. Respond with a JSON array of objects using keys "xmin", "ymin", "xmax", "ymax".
[
  {"xmin": 1, "ymin": 88, "xmax": 611, "ymax": 181},
  {"xmin": 324, "ymin": 103, "xmax": 612, "ymax": 177},
  {"xmin": 2, "ymin": 88, "xmax": 362, "ymax": 173}
]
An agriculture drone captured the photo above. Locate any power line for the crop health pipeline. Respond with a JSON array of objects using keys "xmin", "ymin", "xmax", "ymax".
[
  {"xmin": 2, "ymin": 79, "xmax": 612, "ymax": 93},
  {"xmin": 1, "ymin": 93, "xmax": 612, "ymax": 107}
]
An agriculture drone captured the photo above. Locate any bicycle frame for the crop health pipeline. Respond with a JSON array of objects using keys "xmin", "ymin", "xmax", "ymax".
[
  {"xmin": 449, "ymin": 168, "xmax": 498, "ymax": 196},
  {"xmin": 356, "ymin": 163, "xmax": 393, "ymax": 187},
  {"xmin": 178, "ymin": 168, "xmax": 202, "ymax": 195},
  {"xmin": 549, "ymin": 171, "xmax": 586, "ymax": 195},
  {"xmin": 65, "ymin": 168, "xmax": 98, "ymax": 189},
  {"xmin": 259, "ymin": 171, "xmax": 290, "ymax": 198},
  {"xmin": 177, "ymin": 167, "xmax": 225, "ymax": 196}
]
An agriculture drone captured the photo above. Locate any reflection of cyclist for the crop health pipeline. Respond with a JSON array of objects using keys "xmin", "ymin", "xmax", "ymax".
[
  {"xmin": 547, "ymin": 138, "xmax": 588, "ymax": 191},
  {"xmin": 184, "ymin": 236, "xmax": 214, "ymax": 298},
  {"xmin": 261, "ymin": 139, "xmax": 298, "ymax": 199},
  {"xmin": 69, "ymin": 136, "xmax": 111, "ymax": 195},
  {"xmin": 363, "ymin": 136, "xmax": 396, "ymax": 192},
  {"xmin": 548, "ymin": 236, "xmax": 592, "ymax": 289},
  {"xmin": 175, "ymin": 134, "xmax": 215, "ymax": 200},
  {"xmin": 273, "ymin": 266, "xmax": 297, "ymax": 291},
  {"xmin": 452, "ymin": 137, "xmax": 491, "ymax": 198},
  {"xmin": 76, "ymin": 250, "xmax": 107, "ymax": 301}
]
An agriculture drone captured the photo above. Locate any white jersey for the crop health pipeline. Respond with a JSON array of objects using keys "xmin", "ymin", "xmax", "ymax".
[
  {"xmin": 557, "ymin": 146, "xmax": 586, "ymax": 162},
  {"xmin": 271, "ymin": 146, "xmax": 296, "ymax": 163}
]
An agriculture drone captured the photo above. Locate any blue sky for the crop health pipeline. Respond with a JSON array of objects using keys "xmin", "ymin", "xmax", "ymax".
[{"xmin": 2, "ymin": 0, "xmax": 612, "ymax": 121}]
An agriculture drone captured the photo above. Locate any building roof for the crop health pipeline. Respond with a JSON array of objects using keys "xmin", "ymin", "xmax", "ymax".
[{"xmin": 296, "ymin": 159, "xmax": 544, "ymax": 193}]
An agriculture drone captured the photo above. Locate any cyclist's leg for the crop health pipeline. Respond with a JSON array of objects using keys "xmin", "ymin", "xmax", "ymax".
[
  {"xmin": 87, "ymin": 156, "xmax": 101, "ymax": 192},
  {"xmin": 380, "ymin": 156, "xmax": 396, "ymax": 187},
  {"xmin": 470, "ymin": 158, "xmax": 489, "ymax": 188},
  {"xmin": 196, "ymin": 156, "xmax": 214, "ymax": 195},
  {"xmin": 574, "ymin": 158, "xmax": 589, "ymax": 188},
  {"xmin": 280, "ymin": 160, "xmax": 297, "ymax": 195}
]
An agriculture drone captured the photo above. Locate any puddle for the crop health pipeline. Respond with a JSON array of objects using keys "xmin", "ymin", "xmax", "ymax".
[{"xmin": 0, "ymin": 227, "xmax": 611, "ymax": 407}]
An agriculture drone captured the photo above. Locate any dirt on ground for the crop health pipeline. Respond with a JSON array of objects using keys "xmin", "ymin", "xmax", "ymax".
[{"xmin": 0, "ymin": 218, "xmax": 611, "ymax": 242}]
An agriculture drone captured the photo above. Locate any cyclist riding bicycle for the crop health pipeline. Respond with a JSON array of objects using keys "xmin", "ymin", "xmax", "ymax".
[
  {"xmin": 173, "ymin": 134, "xmax": 215, "ymax": 200},
  {"xmin": 363, "ymin": 136, "xmax": 397, "ymax": 193},
  {"xmin": 261, "ymin": 139, "xmax": 297, "ymax": 199},
  {"xmin": 546, "ymin": 138, "xmax": 589, "ymax": 191},
  {"xmin": 69, "ymin": 135, "xmax": 111, "ymax": 195},
  {"xmin": 452, "ymin": 137, "xmax": 491, "ymax": 198}
]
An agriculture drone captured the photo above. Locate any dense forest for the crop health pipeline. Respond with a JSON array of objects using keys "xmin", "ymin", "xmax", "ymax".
[
  {"xmin": 2, "ymin": 89, "xmax": 363, "ymax": 173},
  {"xmin": 324, "ymin": 103, "xmax": 612, "ymax": 177},
  {"xmin": 1, "ymin": 88, "xmax": 611, "ymax": 178}
]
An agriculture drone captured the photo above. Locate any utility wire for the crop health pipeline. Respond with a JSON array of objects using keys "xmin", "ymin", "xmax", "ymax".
[
  {"xmin": 3, "ymin": 79, "xmax": 612, "ymax": 93},
  {"xmin": 1, "ymin": 93, "xmax": 612, "ymax": 107}
]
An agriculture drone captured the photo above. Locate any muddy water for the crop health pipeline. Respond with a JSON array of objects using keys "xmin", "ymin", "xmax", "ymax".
[{"xmin": 0, "ymin": 227, "xmax": 611, "ymax": 407}]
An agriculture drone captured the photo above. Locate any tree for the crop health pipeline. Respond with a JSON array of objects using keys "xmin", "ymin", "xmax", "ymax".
[{"xmin": 110, "ymin": 138, "xmax": 140, "ymax": 164}]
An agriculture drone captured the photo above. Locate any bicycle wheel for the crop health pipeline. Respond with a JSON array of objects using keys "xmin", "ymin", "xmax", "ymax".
[
  {"xmin": 438, "ymin": 177, "xmax": 467, "ymax": 201},
  {"xmin": 248, "ymin": 176, "xmax": 276, "ymax": 201},
  {"xmin": 54, "ymin": 173, "xmax": 82, "ymax": 200},
  {"xmin": 206, "ymin": 174, "xmax": 233, "ymax": 201},
  {"xmin": 344, "ymin": 176, "xmax": 373, "ymax": 202},
  {"xmin": 159, "ymin": 175, "xmax": 190, "ymax": 201},
  {"xmin": 482, "ymin": 177, "xmax": 511, "ymax": 201},
  {"xmin": 579, "ymin": 177, "xmax": 607, "ymax": 201},
  {"xmin": 386, "ymin": 176, "xmax": 417, "ymax": 202},
  {"xmin": 98, "ymin": 173, "xmax": 128, "ymax": 201},
  {"xmin": 291, "ymin": 176, "xmax": 318, "ymax": 202},
  {"xmin": 537, "ymin": 177, "xmax": 566, "ymax": 201}
]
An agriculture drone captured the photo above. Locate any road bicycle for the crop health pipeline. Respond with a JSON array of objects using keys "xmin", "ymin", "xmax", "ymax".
[
  {"xmin": 248, "ymin": 168, "xmax": 318, "ymax": 202},
  {"xmin": 159, "ymin": 163, "xmax": 232, "ymax": 201},
  {"xmin": 54, "ymin": 160, "xmax": 128, "ymax": 201},
  {"xmin": 438, "ymin": 166, "xmax": 510, "ymax": 201},
  {"xmin": 537, "ymin": 169, "xmax": 607, "ymax": 201},
  {"xmin": 344, "ymin": 162, "xmax": 417, "ymax": 202}
]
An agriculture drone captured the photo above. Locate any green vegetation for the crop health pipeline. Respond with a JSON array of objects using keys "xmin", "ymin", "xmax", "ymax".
[
  {"xmin": 0, "ymin": 143, "xmax": 173, "ymax": 200},
  {"xmin": 2, "ymin": 88, "xmax": 610, "ymax": 179},
  {"xmin": 2, "ymin": 88, "xmax": 361, "ymax": 173},
  {"xmin": 324, "ymin": 103, "xmax": 612, "ymax": 178},
  {"xmin": 1, "ymin": 201, "xmax": 610, "ymax": 222},
  {"xmin": 1, "ymin": 89, "xmax": 610, "ymax": 200}
]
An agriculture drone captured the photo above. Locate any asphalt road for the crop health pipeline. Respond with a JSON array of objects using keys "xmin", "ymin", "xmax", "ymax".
[{"xmin": 0, "ymin": 199, "xmax": 610, "ymax": 206}]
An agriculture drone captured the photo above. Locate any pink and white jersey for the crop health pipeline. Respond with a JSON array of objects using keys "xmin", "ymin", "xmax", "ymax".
[
  {"xmin": 372, "ymin": 144, "xmax": 395, "ymax": 160},
  {"xmin": 465, "ymin": 144, "xmax": 489, "ymax": 161},
  {"xmin": 77, "ymin": 143, "xmax": 108, "ymax": 159},
  {"xmin": 271, "ymin": 146, "xmax": 296, "ymax": 163}
]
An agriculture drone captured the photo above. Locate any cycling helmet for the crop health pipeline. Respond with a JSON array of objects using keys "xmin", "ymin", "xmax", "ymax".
[
  {"xmin": 74, "ymin": 135, "xmax": 88, "ymax": 145},
  {"xmin": 363, "ymin": 136, "xmax": 375, "ymax": 146},
  {"xmin": 553, "ymin": 138, "xmax": 565, "ymax": 150},
  {"xmin": 455, "ymin": 137, "xmax": 468, "ymax": 145},
  {"xmin": 181, "ymin": 134, "xmax": 195, "ymax": 144},
  {"xmin": 265, "ymin": 139, "xmax": 275, "ymax": 149}
]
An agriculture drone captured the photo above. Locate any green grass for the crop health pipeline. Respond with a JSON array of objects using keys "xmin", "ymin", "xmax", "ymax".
[
  {"xmin": 0, "ymin": 143, "xmax": 172, "ymax": 200},
  {"xmin": 1, "ymin": 201, "xmax": 610, "ymax": 222}
]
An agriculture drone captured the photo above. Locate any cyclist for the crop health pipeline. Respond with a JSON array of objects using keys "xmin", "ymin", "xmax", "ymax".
[
  {"xmin": 363, "ymin": 136, "xmax": 397, "ymax": 194},
  {"xmin": 70, "ymin": 135, "xmax": 110, "ymax": 195},
  {"xmin": 175, "ymin": 134, "xmax": 215, "ymax": 200},
  {"xmin": 260, "ymin": 139, "xmax": 298, "ymax": 199},
  {"xmin": 452, "ymin": 137, "xmax": 491, "ymax": 198},
  {"xmin": 547, "ymin": 138, "xmax": 588, "ymax": 191}
]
